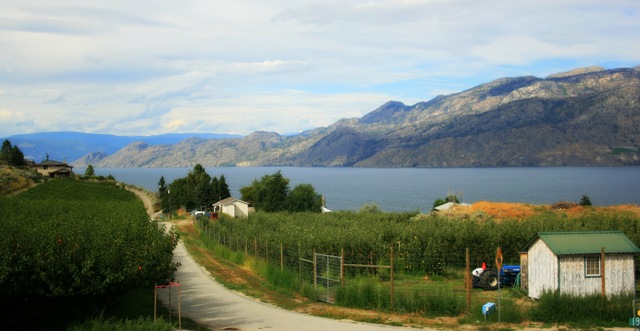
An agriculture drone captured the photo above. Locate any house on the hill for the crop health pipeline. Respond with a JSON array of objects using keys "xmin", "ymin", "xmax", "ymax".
[
  {"xmin": 520, "ymin": 231, "xmax": 640, "ymax": 299},
  {"xmin": 212, "ymin": 197, "xmax": 251, "ymax": 218},
  {"xmin": 34, "ymin": 160, "xmax": 74, "ymax": 178}
]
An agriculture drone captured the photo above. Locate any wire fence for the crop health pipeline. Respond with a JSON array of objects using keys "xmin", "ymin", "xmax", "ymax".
[{"xmin": 195, "ymin": 219, "xmax": 514, "ymax": 312}]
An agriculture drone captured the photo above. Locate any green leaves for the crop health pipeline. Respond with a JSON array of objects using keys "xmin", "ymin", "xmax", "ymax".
[
  {"xmin": 240, "ymin": 171, "xmax": 322, "ymax": 213},
  {"xmin": 162, "ymin": 164, "xmax": 231, "ymax": 212},
  {"xmin": 0, "ymin": 180, "xmax": 178, "ymax": 297}
]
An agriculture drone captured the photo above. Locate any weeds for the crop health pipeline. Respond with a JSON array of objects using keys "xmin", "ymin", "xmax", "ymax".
[{"xmin": 529, "ymin": 292, "xmax": 632, "ymax": 327}]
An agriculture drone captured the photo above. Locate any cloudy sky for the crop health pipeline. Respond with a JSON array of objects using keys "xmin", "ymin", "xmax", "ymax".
[{"xmin": 0, "ymin": 0, "xmax": 638, "ymax": 137}]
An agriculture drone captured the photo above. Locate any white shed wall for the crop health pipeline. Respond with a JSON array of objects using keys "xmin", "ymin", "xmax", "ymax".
[
  {"xmin": 605, "ymin": 254, "xmax": 637, "ymax": 296},
  {"xmin": 559, "ymin": 254, "xmax": 636, "ymax": 297},
  {"xmin": 528, "ymin": 239, "xmax": 558, "ymax": 299},
  {"xmin": 221, "ymin": 202, "xmax": 249, "ymax": 218},
  {"xmin": 558, "ymin": 256, "xmax": 597, "ymax": 296}
]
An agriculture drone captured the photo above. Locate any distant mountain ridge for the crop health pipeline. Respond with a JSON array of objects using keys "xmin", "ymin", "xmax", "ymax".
[
  {"xmin": 8, "ymin": 65, "xmax": 640, "ymax": 168},
  {"xmin": 2, "ymin": 132, "xmax": 241, "ymax": 163}
]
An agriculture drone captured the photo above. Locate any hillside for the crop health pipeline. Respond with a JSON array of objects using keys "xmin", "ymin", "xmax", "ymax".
[
  {"xmin": 0, "ymin": 165, "xmax": 40, "ymax": 194},
  {"xmin": 70, "ymin": 65, "xmax": 640, "ymax": 167}
]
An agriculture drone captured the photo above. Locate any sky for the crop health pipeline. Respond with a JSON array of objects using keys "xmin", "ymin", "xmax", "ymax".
[{"xmin": 0, "ymin": 0, "xmax": 638, "ymax": 137}]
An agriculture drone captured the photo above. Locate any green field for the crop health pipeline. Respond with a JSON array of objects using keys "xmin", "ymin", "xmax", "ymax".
[{"xmin": 0, "ymin": 179, "xmax": 182, "ymax": 330}]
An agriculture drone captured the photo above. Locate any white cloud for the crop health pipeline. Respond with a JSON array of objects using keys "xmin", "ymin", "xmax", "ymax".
[{"xmin": 0, "ymin": 0, "xmax": 638, "ymax": 137}]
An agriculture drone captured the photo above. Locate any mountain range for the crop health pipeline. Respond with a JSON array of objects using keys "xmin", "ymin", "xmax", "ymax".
[
  {"xmin": 3, "ymin": 132, "xmax": 241, "ymax": 164},
  {"xmin": 6, "ymin": 65, "xmax": 640, "ymax": 168}
]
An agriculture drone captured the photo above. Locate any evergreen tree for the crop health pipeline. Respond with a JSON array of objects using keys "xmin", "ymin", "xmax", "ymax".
[
  {"xmin": 158, "ymin": 176, "xmax": 166, "ymax": 193},
  {"xmin": 218, "ymin": 174, "xmax": 231, "ymax": 200},
  {"xmin": 158, "ymin": 176, "xmax": 169, "ymax": 213},
  {"xmin": 1, "ymin": 140, "xmax": 26, "ymax": 166},
  {"xmin": 1, "ymin": 140, "xmax": 12, "ymax": 164},
  {"xmin": 84, "ymin": 165, "xmax": 95, "ymax": 177},
  {"xmin": 10, "ymin": 145, "xmax": 25, "ymax": 166},
  {"xmin": 211, "ymin": 176, "xmax": 220, "ymax": 202},
  {"xmin": 188, "ymin": 164, "xmax": 213, "ymax": 209}
]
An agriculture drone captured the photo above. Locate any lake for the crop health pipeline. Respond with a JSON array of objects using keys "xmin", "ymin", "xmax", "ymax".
[{"xmin": 88, "ymin": 166, "xmax": 640, "ymax": 212}]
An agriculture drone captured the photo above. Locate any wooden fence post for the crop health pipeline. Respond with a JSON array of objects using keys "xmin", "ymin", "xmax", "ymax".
[
  {"xmin": 390, "ymin": 244, "xmax": 395, "ymax": 309},
  {"xmin": 466, "ymin": 247, "xmax": 471, "ymax": 313},
  {"xmin": 280, "ymin": 242, "xmax": 284, "ymax": 272},
  {"xmin": 298, "ymin": 243, "xmax": 302, "ymax": 287},
  {"xmin": 341, "ymin": 247, "xmax": 345, "ymax": 285}
]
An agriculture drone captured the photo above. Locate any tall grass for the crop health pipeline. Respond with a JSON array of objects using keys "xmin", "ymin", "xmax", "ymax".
[
  {"xmin": 198, "ymin": 226, "xmax": 315, "ymax": 299},
  {"xmin": 250, "ymin": 258, "xmax": 300, "ymax": 291},
  {"xmin": 199, "ymin": 229, "xmax": 245, "ymax": 265},
  {"xmin": 529, "ymin": 291, "xmax": 632, "ymax": 327},
  {"xmin": 335, "ymin": 276, "xmax": 466, "ymax": 316},
  {"xmin": 458, "ymin": 298, "xmax": 525, "ymax": 325}
]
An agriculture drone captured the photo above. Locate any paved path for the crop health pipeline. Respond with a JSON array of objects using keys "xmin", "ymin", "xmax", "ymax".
[{"xmin": 157, "ymin": 225, "xmax": 424, "ymax": 331}]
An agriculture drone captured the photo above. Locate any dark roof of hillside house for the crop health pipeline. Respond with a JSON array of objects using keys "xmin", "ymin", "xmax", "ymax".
[
  {"xmin": 522, "ymin": 231, "xmax": 640, "ymax": 255},
  {"xmin": 35, "ymin": 160, "xmax": 73, "ymax": 167}
]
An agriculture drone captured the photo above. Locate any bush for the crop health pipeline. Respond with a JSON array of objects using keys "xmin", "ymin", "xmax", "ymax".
[{"xmin": 579, "ymin": 195, "xmax": 592, "ymax": 206}]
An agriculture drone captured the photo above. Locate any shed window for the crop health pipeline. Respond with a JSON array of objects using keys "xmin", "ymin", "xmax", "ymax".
[{"xmin": 585, "ymin": 255, "xmax": 601, "ymax": 277}]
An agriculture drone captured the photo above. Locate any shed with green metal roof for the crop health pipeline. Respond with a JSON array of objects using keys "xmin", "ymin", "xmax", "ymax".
[{"xmin": 520, "ymin": 231, "xmax": 640, "ymax": 299}]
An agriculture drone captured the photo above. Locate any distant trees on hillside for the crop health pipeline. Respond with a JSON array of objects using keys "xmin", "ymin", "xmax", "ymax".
[
  {"xmin": 0, "ymin": 140, "xmax": 26, "ymax": 167},
  {"xmin": 159, "ymin": 164, "xmax": 231, "ymax": 213}
]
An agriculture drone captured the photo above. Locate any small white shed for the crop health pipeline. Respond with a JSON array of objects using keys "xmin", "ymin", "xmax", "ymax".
[
  {"xmin": 521, "ymin": 231, "xmax": 640, "ymax": 299},
  {"xmin": 212, "ymin": 197, "xmax": 250, "ymax": 218}
]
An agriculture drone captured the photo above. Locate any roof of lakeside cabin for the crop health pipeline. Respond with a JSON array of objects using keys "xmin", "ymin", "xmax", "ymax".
[{"xmin": 521, "ymin": 231, "xmax": 640, "ymax": 255}]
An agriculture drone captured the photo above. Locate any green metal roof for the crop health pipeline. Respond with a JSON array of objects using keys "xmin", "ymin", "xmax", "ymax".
[{"xmin": 524, "ymin": 231, "xmax": 640, "ymax": 255}]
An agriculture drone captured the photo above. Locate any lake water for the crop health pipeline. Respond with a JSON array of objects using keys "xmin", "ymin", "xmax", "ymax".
[{"xmin": 88, "ymin": 167, "xmax": 640, "ymax": 212}]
